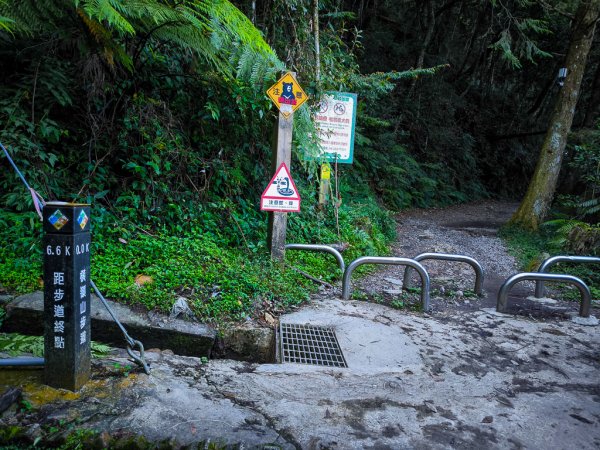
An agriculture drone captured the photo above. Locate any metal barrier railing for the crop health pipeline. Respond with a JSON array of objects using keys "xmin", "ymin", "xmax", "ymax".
[
  {"xmin": 497, "ymin": 272, "xmax": 591, "ymax": 317},
  {"xmin": 535, "ymin": 255, "xmax": 600, "ymax": 298},
  {"xmin": 342, "ymin": 257, "xmax": 431, "ymax": 311},
  {"xmin": 403, "ymin": 253, "xmax": 484, "ymax": 295},
  {"xmin": 285, "ymin": 244, "xmax": 345, "ymax": 273},
  {"xmin": 0, "ymin": 357, "xmax": 45, "ymax": 367}
]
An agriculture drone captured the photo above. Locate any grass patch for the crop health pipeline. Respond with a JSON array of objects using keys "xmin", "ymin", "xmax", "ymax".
[
  {"xmin": 0, "ymin": 196, "xmax": 395, "ymax": 323},
  {"xmin": 498, "ymin": 224, "xmax": 556, "ymax": 271},
  {"xmin": 0, "ymin": 211, "xmax": 42, "ymax": 294},
  {"xmin": 499, "ymin": 224, "xmax": 600, "ymax": 299}
]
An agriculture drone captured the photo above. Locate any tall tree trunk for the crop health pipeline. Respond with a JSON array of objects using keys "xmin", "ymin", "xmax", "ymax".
[
  {"xmin": 509, "ymin": 0, "xmax": 600, "ymax": 230},
  {"xmin": 415, "ymin": 0, "xmax": 436, "ymax": 70},
  {"xmin": 409, "ymin": 0, "xmax": 436, "ymax": 94}
]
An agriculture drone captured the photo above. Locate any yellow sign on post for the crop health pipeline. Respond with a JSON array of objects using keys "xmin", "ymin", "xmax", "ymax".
[
  {"xmin": 266, "ymin": 72, "xmax": 308, "ymax": 118},
  {"xmin": 318, "ymin": 163, "xmax": 331, "ymax": 206}
]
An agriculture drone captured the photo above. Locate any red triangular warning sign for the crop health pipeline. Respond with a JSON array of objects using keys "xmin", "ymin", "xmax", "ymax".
[{"xmin": 260, "ymin": 163, "xmax": 301, "ymax": 212}]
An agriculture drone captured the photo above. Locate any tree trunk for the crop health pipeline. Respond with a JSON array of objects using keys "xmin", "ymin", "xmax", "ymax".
[
  {"xmin": 409, "ymin": 0, "xmax": 436, "ymax": 94},
  {"xmin": 415, "ymin": 0, "xmax": 436, "ymax": 71},
  {"xmin": 509, "ymin": 0, "xmax": 600, "ymax": 230}
]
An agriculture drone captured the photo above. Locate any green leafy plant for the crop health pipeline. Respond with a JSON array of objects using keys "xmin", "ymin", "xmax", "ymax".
[
  {"xmin": 390, "ymin": 299, "xmax": 405, "ymax": 309},
  {"xmin": 18, "ymin": 399, "xmax": 32, "ymax": 413},
  {"xmin": 543, "ymin": 219, "xmax": 600, "ymax": 255},
  {"xmin": 0, "ymin": 333, "xmax": 112, "ymax": 358},
  {"xmin": 112, "ymin": 362, "xmax": 133, "ymax": 377},
  {"xmin": 0, "ymin": 333, "xmax": 44, "ymax": 357}
]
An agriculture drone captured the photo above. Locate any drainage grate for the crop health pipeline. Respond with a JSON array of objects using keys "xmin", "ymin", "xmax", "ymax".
[{"xmin": 279, "ymin": 323, "xmax": 347, "ymax": 368}]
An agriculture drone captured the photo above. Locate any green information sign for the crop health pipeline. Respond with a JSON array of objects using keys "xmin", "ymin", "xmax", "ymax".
[{"xmin": 313, "ymin": 92, "xmax": 357, "ymax": 164}]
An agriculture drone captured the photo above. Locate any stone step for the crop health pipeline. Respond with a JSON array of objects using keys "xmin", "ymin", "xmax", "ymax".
[{"xmin": 1, "ymin": 292, "xmax": 216, "ymax": 358}]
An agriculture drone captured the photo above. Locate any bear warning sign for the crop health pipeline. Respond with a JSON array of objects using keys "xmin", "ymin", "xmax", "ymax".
[{"xmin": 266, "ymin": 72, "xmax": 308, "ymax": 118}]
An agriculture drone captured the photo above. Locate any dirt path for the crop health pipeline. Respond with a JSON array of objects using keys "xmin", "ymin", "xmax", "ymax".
[{"xmin": 352, "ymin": 200, "xmax": 591, "ymax": 320}]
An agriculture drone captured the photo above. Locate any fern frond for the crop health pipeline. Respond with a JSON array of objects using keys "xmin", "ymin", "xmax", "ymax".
[
  {"xmin": 579, "ymin": 198, "xmax": 600, "ymax": 217},
  {"xmin": 345, "ymin": 64, "xmax": 448, "ymax": 104},
  {"xmin": 490, "ymin": 30, "xmax": 522, "ymax": 69},
  {"xmin": 250, "ymin": 57, "xmax": 267, "ymax": 88},
  {"xmin": 0, "ymin": 0, "xmax": 13, "ymax": 33},
  {"xmin": 76, "ymin": 7, "xmax": 132, "ymax": 69},
  {"xmin": 79, "ymin": 0, "xmax": 136, "ymax": 36},
  {"xmin": 236, "ymin": 46, "xmax": 255, "ymax": 78},
  {"xmin": 0, "ymin": 0, "xmax": 65, "ymax": 36}
]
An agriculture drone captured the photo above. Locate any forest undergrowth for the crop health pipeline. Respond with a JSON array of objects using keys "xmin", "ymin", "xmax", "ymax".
[
  {"xmin": 0, "ymin": 188, "xmax": 395, "ymax": 323},
  {"xmin": 1, "ymin": 0, "xmax": 599, "ymax": 322}
]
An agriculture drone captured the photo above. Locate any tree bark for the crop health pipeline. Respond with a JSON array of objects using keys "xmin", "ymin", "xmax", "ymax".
[
  {"xmin": 509, "ymin": 0, "xmax": 600, "ymax": 230},
  {"xmin": 409, "ymin": 0, "xmax": 436, "ymax": 94},
  {"xmin": 416, "ymin": 0, "xmax": 436, "ymax": 71}
]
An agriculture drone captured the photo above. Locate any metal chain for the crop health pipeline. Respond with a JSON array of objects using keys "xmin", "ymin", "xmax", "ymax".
[
  {"xmin": 90, "ymin": 280, "xmax": 151, "ymax": 374},
  {"xmin": 2, "ymin": 140, "xmax": 151, "ymax": 374}
]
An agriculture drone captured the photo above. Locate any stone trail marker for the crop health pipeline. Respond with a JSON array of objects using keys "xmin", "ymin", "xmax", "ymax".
[{"xmin": 43, "ymin": 202, "xmax": 91, "ymax": 391}]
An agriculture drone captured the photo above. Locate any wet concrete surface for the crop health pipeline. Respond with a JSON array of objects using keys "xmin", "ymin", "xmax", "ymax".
[{"xmin": 1, "ymin": 296, "xmax": 598, "ymax": 449}]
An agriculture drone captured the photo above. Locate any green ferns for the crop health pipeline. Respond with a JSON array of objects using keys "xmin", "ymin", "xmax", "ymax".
[
  {"xmin": 1, "ymin": 0, "xmax": 279, "ymax": 76},
  {"xmin": 0, "ymin": 0, "xmax": 321, "ymax": 171},
  {"xmin": 543, "ymin": 219, "xmax": 600, "ymax": 256},
  {"xmin": 488, "ymin": 0, "xmax": 554, "ymax": 69}
]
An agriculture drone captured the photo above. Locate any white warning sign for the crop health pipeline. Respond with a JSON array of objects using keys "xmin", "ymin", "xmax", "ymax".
[{"xmin": 260, "ymin": 163, "xmax": 301, "ymax": 212}]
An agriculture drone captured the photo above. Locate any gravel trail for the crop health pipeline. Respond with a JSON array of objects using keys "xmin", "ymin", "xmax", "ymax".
[{"xmin": 351, "ymin": 200, "xmax": 594, "ymax": 320}]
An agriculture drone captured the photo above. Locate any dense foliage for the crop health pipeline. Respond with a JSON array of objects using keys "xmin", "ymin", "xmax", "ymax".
[{"xmin": 0, "ymin": 0, "xmax": 598, "ymax": 320}]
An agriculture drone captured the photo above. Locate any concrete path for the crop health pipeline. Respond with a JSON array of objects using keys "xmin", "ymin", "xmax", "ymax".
[{"xmin": 4, "ymin": 296, "xmax": 598, "ymax": 449}]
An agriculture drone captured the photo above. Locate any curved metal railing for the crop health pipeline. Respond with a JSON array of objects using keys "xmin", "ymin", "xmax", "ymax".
[
  {"xmin": 285, "ymin": 244, "xmax": 345, "ymax": 273},
  {"xmin": 534, "ymin": 255, "xmax": 600, "ymax": 298},
  {"xmin": 342, "ymin": 257, "xmax": 431, "ymax": 311},
  {"xmin": 497, "ymin": 272, "xmax": 591, "ymax": 317},
  {"xmin": 403, "ymin": 253, "xmax": 484, "ymax": 295}
]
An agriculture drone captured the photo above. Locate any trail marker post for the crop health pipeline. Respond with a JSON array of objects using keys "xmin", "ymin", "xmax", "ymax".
[
  {"xmin": 264, "ymin": 72, "xmax": 307, "ymax": 261},
  {"xmin": 43, "ymin": 202, "xmax": 91, "ymax": 391}
]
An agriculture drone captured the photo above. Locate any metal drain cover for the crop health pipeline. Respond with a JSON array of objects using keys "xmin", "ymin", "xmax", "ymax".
[{"xmin": 279, "ymin": 323, "xmax": 347, "ymax": 368}]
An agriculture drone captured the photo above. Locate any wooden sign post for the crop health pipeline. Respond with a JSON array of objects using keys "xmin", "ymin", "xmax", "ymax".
[
  {"xmin": 268, "ymin": 114, "xmax": 293, "ymax": 260},
  {"xmin": 264, "ymin": 72, "xmax": 307, "ymax": 261}
]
